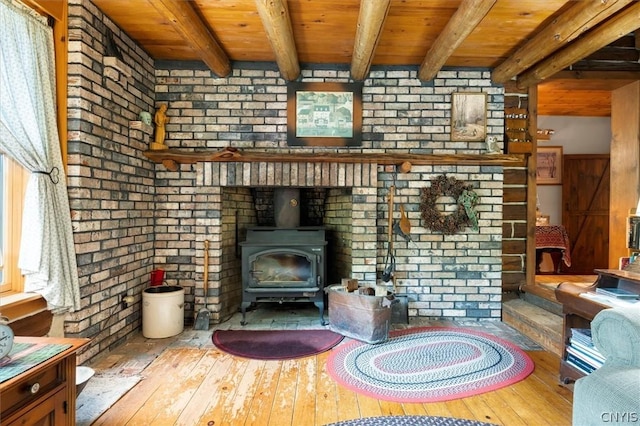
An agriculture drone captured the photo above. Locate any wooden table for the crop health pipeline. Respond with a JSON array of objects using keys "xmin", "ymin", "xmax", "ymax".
[
  {"xmin": 0, "ymin": 336, "xmax": 90, "ymax": 425},
  {"xmin": 536, "ymin": 225, "xmax": 572, "ymax": 273}
]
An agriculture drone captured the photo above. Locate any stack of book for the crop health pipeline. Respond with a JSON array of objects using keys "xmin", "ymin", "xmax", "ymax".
[
  {"xmin": 566, "ymin": 328, "xmax": 606, "ymax": 375},
  {"xmin": 595, "ymin": 287, "xmax": 640, "ymax": 300},
  {"xmin": 580, "ymin": 287, "xmax": 640, "ymax": 308}
]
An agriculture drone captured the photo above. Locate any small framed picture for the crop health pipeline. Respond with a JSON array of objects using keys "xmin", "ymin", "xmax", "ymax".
[
  {"xmin": 287, "ymin": 82, "xmax": 363, "ymax": 147},
  {"xmin": 451, "ymin": 92, "xmax": 486, "ymax": 141},
  {"xmin": 536, "ymin": 215, "xmax": 550, "ymax": 226},
  {"xmin": 536, "ymin": 146, "xmax": 563, "ymax": 185},
  {"xmin": 620, "ymin": 256, "xmax": 631, "ymax": 270}
]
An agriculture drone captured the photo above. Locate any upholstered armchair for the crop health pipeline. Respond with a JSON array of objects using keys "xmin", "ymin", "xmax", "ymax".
[{"xmin": 573, "ymin": 305, "xmax": 640, "ymax": 425}]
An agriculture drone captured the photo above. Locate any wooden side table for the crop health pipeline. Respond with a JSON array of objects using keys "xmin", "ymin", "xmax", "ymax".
[{"xmin": 0, "ymin": 337, "xmax": 90, "ymax": 425}]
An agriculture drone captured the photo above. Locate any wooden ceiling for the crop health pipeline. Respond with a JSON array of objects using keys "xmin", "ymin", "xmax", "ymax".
[{"xmin": 92, "ymin": 0, "xmax": 640, "ymax": 117}]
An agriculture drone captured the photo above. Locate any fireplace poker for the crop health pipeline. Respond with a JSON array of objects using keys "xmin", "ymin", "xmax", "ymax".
[
  {"xmin": 194, "ymin": 239, "xmax": 211, "ymax": 330},
  {"xmin": 383, "ymin": 185, "xmax": 397, "ymax": 293}
]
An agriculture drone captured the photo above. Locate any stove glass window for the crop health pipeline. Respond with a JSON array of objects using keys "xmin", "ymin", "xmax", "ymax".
[{"xmin": 250, "ymin": 252, "xmax": 313, "ymax": 287}]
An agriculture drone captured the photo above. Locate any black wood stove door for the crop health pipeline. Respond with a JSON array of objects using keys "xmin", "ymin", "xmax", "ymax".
[{"xmin": 247, "ymin": 250, "xmax": 317, "ymax": 288}]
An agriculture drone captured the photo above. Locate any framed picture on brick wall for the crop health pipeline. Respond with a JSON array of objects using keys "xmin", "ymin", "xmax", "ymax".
[
  {"xmin": 451, "ymin": 92, "xmax": 486, "ymax": 141},
  {"xmin": 287, "ymin": 82, "xmax": 362, "ymax": 147}
]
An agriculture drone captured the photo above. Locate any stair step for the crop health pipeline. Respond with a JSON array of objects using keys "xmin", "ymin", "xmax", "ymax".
[
  {"xmin": 522, "ymin": 291, "xmax": 563, "ymax": 316},
  {"xmin": 503, "ymin": 298, "xmax": 563, "ymax": 357},
  {"xmin": 522, "ymin": 282, "xmax": 559, "ymax": 303}
]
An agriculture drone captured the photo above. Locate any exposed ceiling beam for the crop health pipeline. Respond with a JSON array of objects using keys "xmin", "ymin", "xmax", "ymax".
[
  {"xmin": 418, "ymin": 0, "xmax": 496, "ymax": 81},
  {"xmin": 548, "ymin": 70, "xmax": 640, "ymax": 81},
  {"xmin": 150, "ymin": 0, "xmax": 230, "ymax": 77},
  {"xmin": 492, "ymin": 0, "xmax": 633, "ymax": 84},
  {"xmin": 255, "ymin": 0, "xmax": 300, "ymax": 81},
  {"xmin": 517, "ymin": 2, "xmax": 640, "ymax": 88},
  {"xmin": 351, "ymin": 0, "xmax": 391, "ymax": 81}
]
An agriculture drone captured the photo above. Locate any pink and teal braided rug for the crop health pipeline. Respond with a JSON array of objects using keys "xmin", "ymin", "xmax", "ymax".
[{"xmin": 326, "ymin": 327, "xmax": 534, "ymax": 402}]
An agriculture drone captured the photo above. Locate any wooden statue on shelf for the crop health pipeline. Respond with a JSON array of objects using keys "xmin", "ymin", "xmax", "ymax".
[{"xmin": 150, "ymin": 103, "xmax": 169, "ymax": 150}]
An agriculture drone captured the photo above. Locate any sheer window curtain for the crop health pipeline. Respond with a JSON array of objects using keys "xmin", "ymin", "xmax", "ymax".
[{"xmin": 0, "ymin": 0, "xmax": 80, "ymax": 313}]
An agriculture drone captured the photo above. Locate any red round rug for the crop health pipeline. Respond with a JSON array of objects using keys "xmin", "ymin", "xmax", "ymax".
[
  {"xmin": 326, "ymin": 327, "xmax": 534, "ymax": 402},
  {"xmin": 212, "ymin": 329, "xmax": 343, "ymax": 360}
]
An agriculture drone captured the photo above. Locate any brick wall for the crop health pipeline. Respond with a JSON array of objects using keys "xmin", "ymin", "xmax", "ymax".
[
  {"xmin": 325, "ymin": 188, "xmax": 354, "ymax": 282},
  {"xmin": 66, "ymin": 0, "xmax": 156, "ymax": 362},
  {"xmin": 64, "ymin": 1, "xmax": 515, "ymax": 362},
  {"xmin": 157, "ymin": 66, "xmax": 506, "ymax": 321},
  {"xmin": 218, "ymin": 188, "xmax": 255, "ymax": 320}
]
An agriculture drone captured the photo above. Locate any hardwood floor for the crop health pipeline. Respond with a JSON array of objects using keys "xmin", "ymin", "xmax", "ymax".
[
  {"xmin": 535, "ymin": 274, "xmax": 597, "ymax": 287},
  {"xmin": 86, "ymin": 309, "xmax": 574, "ymax": 426},
  {"xmin": 93, "ymin": 346, "xmax": 572, "ymax": 426}
]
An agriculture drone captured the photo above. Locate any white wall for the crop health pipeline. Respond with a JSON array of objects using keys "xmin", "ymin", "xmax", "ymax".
[{"xmin": 537, "ymin": 116, "xmax": 611, "ymax": 225}]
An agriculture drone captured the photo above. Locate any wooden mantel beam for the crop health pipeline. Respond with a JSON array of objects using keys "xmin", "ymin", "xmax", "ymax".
[
  {"xmin": 418, "ymin": 0, "xmax": 496, "ymax": 82},
  {"xmin": 517, "ymin": 2, "xmax": 640, "ymax": 88},
  {"xmin": 255, "ymin": 0, "xmax": 300, "ymax": 81},
  {"xmin": 150, "ymin": 0, "xmax": 231, "ymax": 77},
  {"xmin": 351, "ymin": 0, "xmax": 391, "ymax": 81},
  {"xmin": 143, "ymin": 147, "xmax": 524, "ymax": 171},
  {"xmin": 492, "ymin": 0, "xmax": 633, "ymax": 84}
]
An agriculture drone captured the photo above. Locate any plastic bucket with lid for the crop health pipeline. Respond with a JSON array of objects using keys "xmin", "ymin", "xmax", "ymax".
[{"xmin": 142, "ymin": 285, "xmax": 184, "ymax": 338}]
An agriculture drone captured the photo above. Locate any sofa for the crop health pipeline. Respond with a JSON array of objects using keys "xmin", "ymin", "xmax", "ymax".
[{"xmin": 573, "ymin": 305, "xmax": 640, "ymax": 425}]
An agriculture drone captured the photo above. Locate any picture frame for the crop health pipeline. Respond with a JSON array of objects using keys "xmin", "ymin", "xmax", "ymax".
[
  {"xmin": 628, "ymin": 216, "xmax": 640, "ymax": 250},
  {"xmin": 451, "ymin": 92, "xmax": 486, "ymax": 141},
  {"xmin": 536, "ymin": 215, "xmax": 550, "ymax": 226},
  {"xmin": 287, "ymin": 82, "xmax": 362, "ymax": 147},
  {"xmin": 536, "ymin": 146, "xmax": 563, "ymax": 185}
]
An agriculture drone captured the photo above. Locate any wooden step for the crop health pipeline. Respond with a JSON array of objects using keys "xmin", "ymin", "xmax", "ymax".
[
  {"xmin": 522, "ymin": 289, "xmax": 563, "ymax": 316},
  {"xmin": 522, "ymin": 281, "xmax": 559, "ymax": 303},
  {"xmin": 503, "ymin": 298, "xmax": 563, "ymax": 357}
]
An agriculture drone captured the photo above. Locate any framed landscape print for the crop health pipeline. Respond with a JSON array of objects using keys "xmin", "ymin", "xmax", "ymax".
[
  {"xmin": 287, "ymin": 82, "xmax": 362, "ymax": 147},
  {"xmin": 537, "ymin": 146, "xmax": 563, "ymax": 185},
  {"xmin": 451, "ymin": 92, "xmax": 486, "ymax": 141}
]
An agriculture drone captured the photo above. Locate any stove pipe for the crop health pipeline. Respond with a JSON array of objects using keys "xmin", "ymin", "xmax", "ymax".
[{"xmin": 274, "ymin": 188, "xmax": 300, "ymax": 228}]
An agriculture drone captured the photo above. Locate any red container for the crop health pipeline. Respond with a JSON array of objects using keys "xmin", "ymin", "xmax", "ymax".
[{"xmin": 150, "ymin": 269, "xmax": 165, "ymax": 286}]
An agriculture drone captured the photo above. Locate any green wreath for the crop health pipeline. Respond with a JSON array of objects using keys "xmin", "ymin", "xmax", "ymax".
[{"xmin": 420, "ymin": 175, "xmax": 479, "ymax": 234}]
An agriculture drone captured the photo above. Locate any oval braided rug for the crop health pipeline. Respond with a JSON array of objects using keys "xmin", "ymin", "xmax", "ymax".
[
  {"xmin": 324, "ymin": 415, "xmax": 497, "ymax": 426},
  {"xmin": 326, "ymin": 327, "xmax": 534, "ymax": 402}
]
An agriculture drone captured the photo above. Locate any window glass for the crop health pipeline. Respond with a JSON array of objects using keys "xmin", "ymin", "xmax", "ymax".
[
  {"xmin": 0, "ymin": 155, "xmax": 4, "ymax": 284},
  {"xmin": 0, "ymin": 154, "xmax": 26, "ymax": 294}
]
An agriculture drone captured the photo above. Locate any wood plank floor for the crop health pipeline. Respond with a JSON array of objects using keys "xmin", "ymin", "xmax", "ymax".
[
  {"xmin": 88, "ymin": 323, "xmax": 574, "ymax": 425},
  {"xmin": 535, "ymin": 274, "xmax": 597, "ymax": 286},
  {"xmin": 92, "ymin": 347, "xmax": 572, "ymax": 425}
]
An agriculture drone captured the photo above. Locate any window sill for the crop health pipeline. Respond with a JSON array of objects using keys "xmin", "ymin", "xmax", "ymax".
[{"xmin": 0, "ymin": 292, "xmax": 48, "ymax": 321}]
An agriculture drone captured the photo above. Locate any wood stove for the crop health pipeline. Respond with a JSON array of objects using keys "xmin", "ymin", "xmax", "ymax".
[{"xmin": 240, "ymin": 227, "xmax": 327, "ymax": 325}]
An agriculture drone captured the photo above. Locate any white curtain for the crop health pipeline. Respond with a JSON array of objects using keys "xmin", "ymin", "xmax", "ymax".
[{"xmin": 0, "ymin": 0, "xmax": 80, "ymax": 312}]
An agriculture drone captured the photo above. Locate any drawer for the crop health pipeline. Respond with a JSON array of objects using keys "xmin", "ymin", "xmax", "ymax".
[{"xmin": 1, "ymin": 361, "xmax": 62, "ymax": 416}]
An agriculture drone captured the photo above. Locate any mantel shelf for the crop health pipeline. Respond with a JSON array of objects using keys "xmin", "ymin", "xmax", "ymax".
[{"xmin": 143, "ymin": 147, "xmax": 525, "ymax": 171}]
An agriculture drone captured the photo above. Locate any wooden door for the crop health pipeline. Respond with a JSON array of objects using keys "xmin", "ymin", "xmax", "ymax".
[{"xmin": 562, "ymin": 154, "xmax": 610, "ymax": 274}]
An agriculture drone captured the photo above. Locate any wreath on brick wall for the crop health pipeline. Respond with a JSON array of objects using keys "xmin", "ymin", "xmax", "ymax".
[{"xmin": 420, "ymin": 175, "xmax": 479, "ymax": 235}]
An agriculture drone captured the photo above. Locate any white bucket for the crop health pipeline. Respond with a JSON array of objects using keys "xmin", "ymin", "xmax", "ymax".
[{"xmin": 142, "ymin": 286, "xmax": 185, "ymax": 338}]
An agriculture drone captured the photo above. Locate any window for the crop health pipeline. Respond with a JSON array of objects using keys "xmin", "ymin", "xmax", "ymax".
[{"xmin": 0, "ymin": 154, "xmax": 28, "ymax": 295}]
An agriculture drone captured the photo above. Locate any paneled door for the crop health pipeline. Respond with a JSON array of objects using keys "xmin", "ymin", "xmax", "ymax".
[{"xmin": 562, "ymin": 154, "xmax": 610, "ymax": 274}]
